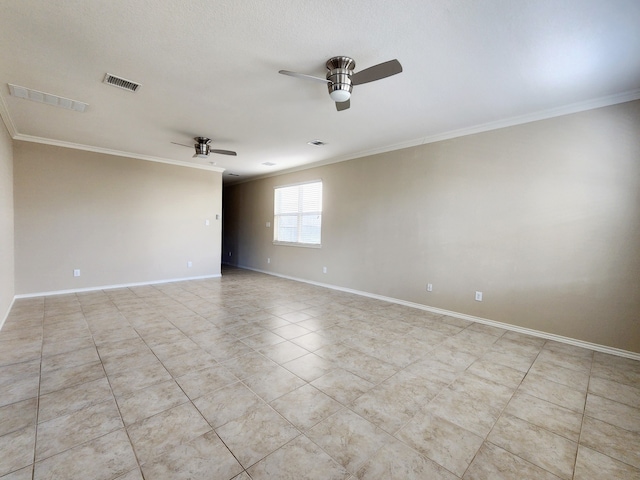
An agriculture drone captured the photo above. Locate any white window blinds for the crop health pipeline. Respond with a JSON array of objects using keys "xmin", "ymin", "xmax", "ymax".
[{"xmin": 274, "ymin": 181, "xmax": 322, "ymax": 246}]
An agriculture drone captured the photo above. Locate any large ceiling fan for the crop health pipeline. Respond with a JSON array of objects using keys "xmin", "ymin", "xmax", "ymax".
[
  {"xmin": 171, "ymin": 137, "xmax": 237, "ymax": 159},
  {"xmin": 279, "ymin": 56, "xmax": 403, "ymax": 111}
]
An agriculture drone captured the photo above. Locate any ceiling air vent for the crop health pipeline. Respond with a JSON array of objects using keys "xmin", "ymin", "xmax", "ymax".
[
  {"xmin": 103, "ymin": 73, "xmax": 141, "ymax": 92},
  {"xmin": 307, "ymin": 140, "xmax": 326, "ymax": 146}
]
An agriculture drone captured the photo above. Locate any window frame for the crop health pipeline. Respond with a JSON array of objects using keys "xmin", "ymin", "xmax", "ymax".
[{"xmin": 273, "ymin": 179, "xmax": 323, "ymax": 248}]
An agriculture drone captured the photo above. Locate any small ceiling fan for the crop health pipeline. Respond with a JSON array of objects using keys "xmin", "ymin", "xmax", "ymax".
[
  {"xmin": 279, "ymin": 56, "xmax": 402, "ymax": 111},
  {"xmin": 171, "ymin": 137, "xmax": 237, "ymax": 159}
]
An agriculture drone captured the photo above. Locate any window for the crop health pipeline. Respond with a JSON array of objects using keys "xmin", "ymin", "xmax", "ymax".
[{"xmin": 274, "ymin": 180, "xmax": 322, "ymax": 246}]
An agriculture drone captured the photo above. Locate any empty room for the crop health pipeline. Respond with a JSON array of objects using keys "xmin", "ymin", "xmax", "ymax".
[{"xmin": 1, "ymin": 1, "xmax": 639, "ymax": 479}]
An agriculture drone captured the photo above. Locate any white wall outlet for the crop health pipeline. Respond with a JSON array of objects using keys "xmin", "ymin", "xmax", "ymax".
[
  {"xmin": 427, "ymin": 283, "xmax": 433, "ymax": 292},
  {"xmin": 216, "ymin": 214, "xmax": 220, "ymax": 220},
  {"xmin": 73, "ymin": 269, "xmax": 80, "ymax": 277},
  {"xmin": 228, "ymin": 251, "xmax": 232, "ymax": 256},
  {"xmin": 266, "ymin": 221, "xmax": 271, "ymax": 228},
  {"xmin": 475, "ymin": 291, "xmax": 483, "ymax": 301},
  {"xmin": 322, "ymin": 266, "xmax": 327, "ymax": 274},
  {"xmin": 187, "ymin": 261, "xmax": 192, "ymax": 268},
  {"xmin": 267, "ymin": 258, "xmax": 271, "ymax": 264},
  {"xmin": 205, "ymin": 219, "xmax": 210, "ymax": 226}
]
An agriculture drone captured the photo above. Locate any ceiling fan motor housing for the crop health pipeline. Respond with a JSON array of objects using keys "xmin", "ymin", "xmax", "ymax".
[
  {"xmin": 326, "ymin": 56, "xmax": 355, "ymax": 102},
  {"xmin": 194, "ymin": 137, "xmax": 211, "ymax": 156}
]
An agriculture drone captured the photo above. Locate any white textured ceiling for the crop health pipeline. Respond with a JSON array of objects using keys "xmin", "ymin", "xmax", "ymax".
[{"xmin": 1, "ymin": 0, "xmax": 639, "ymax": 182}]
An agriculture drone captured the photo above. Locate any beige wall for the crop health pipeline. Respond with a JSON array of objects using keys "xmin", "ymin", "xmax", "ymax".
[
  {"xmin": 223, "ymin": 100, "xmax": 640, "ymax": 353},
  {"xmin": 14, "ymin": 143, "xmax": 222, "ymax": 294},
  {"xmin": 0, "ymin": 118, "xmax": 14, "ymax": 322}
]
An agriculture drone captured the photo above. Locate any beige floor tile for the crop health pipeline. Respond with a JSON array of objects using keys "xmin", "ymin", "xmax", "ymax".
[
  {"xmin": 148, "ymin": 337, "xmax": 200, "ymax": 362},
  {"xmin": 193, "ymin": 381, "xmax": 264, "ymax": 428},
  {"xmin": 174, "ymin": 364, "xmax": 238, "ymax": 400},
  {"xmin": 271, "ymin": 384, "xmax": 343, "ymax": 431},
  {"xmin": 519, "ymin": 373, "xmax": 586, "ymax": 412},
  {"xmin": 117, "ymin": 379, "xmax": 189, "ymax": 426},
  {"xmin": 38, "ymin": 376, "xmax": 113, "ymax": 423},
  {"xmin": 127, "ymin": 402, "xmax": 211, "ymax": 465},
  {"xmin": 593, "ymin": 352, "xmax": 640, "ymax": 382},
  {"xmin": 481, "ymin": 349, "xmax": 537, "ymax": 373},
  {"xmin": 247, "ymin": 435, "xmax": 350, "ymax": 479},
  {"xmin": 585, "ymin": 393, "xmax": 640, "ymax": 433},
  {"xmin": 39, "ymin": 360, "xmax": 105, "ymax": 396},
  {"xmin": 0, "ymin": 425, "xmax": 35, "ymax": 476},
  {"xmin": 466, "ymin": 359, "xmax": 526, "ymax": 390},
  {"xmin": 504, "ymin": 391, "xmax": 582, "ymax": 441},
  {"xmin": 40, "ymin": 346, "xmax": 100, "ymax": 374},
  {"xmin": 33, "ymin": 428, "xmax": 137, "ymax": 480},
  {"xmin": 242, "ymin": 365, "xmax": 306, "ymax": 402},
  {"xmin": 231, "ymin": 472, "xmax": 252, "ymax": 480},
  {"xmin": 427, "ymin": 345, "xmax": 479, "ymax": 371},
  {"xmin": 306, "ymin": 409, "xmax": 393, "ymax": 474},
  {"xmin": 574, "ymin": 445, "xmax": 640, "ymax": 480},
  {"xmin": 0, "ymin": 397, "xmax": 37, "ymax": 436},
  {"xmin": 258, "ymin": 341, "xmax": 309, "ymax": 364},
  {"xmin": 395, "ymin": 410, "xmax": 483, "ymax": 477},
  {"xmin": 588, "ymin": 376, "xmax": 640, "ymax": 409},
  {"xmin": 311, "ymin": 368, "xmax": 374, "ymax": 405},
  {"xmin": 107, "ymin": 359, "xmax": 172, "ymax": 398},
  {"xmin": 427, "ymin": 389, "xmax": 504, "ymax": 438},
  {"xmin": 101, "ymin": 348, "xmax": 159, "ymax": 376},
  {"xmin": 529, "ymin": 358, "xmax": 590, "ymax": 391},
  {"xmin": 114, "ymin": 468, "xmax": 144, "ymax": 480},
  {"xmin": 0, "ymin": 360, "xmax": 40, "ymax": 406},
  {"xmin": 241, "ymin": 331, "xmax": 286, "ymax": 349},
  {"xmin": 487, "ymin": 413, "xmax": 577, "ymax": 480},
  {"xmin": 156, "ymin": 348, "xmax": 217, "ymax": 378},
  {"xmin": 35, "ymin": 398, "xmax": 123, "ymax": 461},
  {"xmin": 535, "ymin": 348, "xmax": 592, "ymax": 374},
  {"xmin": 41, "ymin": 335, "xmax": 94, "ymax": 358},
  {"xmin": 215, "ymin": 404, "xmax": 299, "ymax": 468},
  {"xmin": 141, "ymin": 430, "xmax": 243, "ymax": 480},
  {"xmin": 283, "ymin": 353, "xmax": 335, "ymax": 382},
  {"xmin": 357, "ymin": 437, "xmax": 458, "ymax": 480},
  {"xmin": 350, "ymin": 376, "xmax": 436, "ymax": 434},
  {"xmin": 221, "ymin": 351, "xmax": 278, "ymax": 380},
  {"xmin": 206, "ymin": 338, "xmax": 254, "ymax": 362},
  {"xmin": 271, "ymin": 323, "xmax": 312, "ymax": 340},
  {"xmin": 463, "ymin": 442, "xmax": 561, "ymax": 480},
  {"xmin": 580, "ymin": 416, "xmax": 640, "ymax": 469},
  {"xmin": 1, "ymin": 466, "xmax": 33, "ymax": 480}
]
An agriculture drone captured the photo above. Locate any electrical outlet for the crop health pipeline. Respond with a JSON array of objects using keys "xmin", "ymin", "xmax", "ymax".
[
  {"xmin": 228, "ymin": 252, "xmax": 232, "ymax": 256},
  {"xmin": 187, "ymin": 261, "xmax": 192, "ymax": 268},
  {"xmin": 266, "ymin": 221, "xmax": 271, "ymax": 227},
  {"xmin": 322, "ymin": 266, "xmax": 327, "ymax": 274},
  {"xmin": 427, "ymin": 283, "xmax": 433, "ymax": 292},
  {"xmin": 475, "ymin": 291, "xmax": 483, "ymax": 301},
  {"xmin": 73, "ymin": 269, "xmax": 80, "ymax": 277},
  {"xmin": 205, "ymin": 219, "xmax": 210, "ymax": 226},
  {"xmin": 267, "ymin": 258, "xmax": 271, "ymax": 264}
]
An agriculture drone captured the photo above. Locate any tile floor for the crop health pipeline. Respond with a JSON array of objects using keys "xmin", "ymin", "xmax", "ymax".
[{"xmin": 1, "ymin": 267, "xmax": 639, "ymax": 479}]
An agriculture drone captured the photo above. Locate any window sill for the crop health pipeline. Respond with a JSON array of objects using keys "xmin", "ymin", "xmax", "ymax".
[{"xmin": 273, "ymin": 241, "xmax": 321, "ymax": 249}]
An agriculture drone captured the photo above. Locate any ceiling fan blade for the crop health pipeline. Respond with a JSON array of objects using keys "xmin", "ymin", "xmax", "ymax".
[
  {"xmin": 351, "ymin": 59, "xmax": 403, "ymax": 85},
  {"xmin": 171, "ymin": 141, "xmax": 193, "ymax": 148},
  {"xmin": 211, "ymin": 149, "xmax": 237, "ymax": 156},
  {"xmin": 279, "ymin": 70, "xmax": 329, "ymax": 84},
  {"xmin": 335, "ymin": 99, "xmax": 350, "ymax": 111}
]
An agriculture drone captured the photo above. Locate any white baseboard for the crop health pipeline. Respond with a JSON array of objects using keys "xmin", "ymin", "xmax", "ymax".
[
  {"xmin": 237, "ymin": 265, "xmax": 640, "ymax": 361},
  {"xmin": 0, "ymin": 296, "xmax": 16, "ymax": 332},
  {"xmin": 13, "ymin": 274, "xmax": 222, "ymax": 299}
]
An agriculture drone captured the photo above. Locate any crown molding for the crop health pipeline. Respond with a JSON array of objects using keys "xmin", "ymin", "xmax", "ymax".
[
  {"xmin": 10, "ymin": 133, "xmax": 226, "ymax": 173},
  {"xmin": 231, "ymin": 88, "xmax": 640, "ymax": 186},
  {"xmin": 0, "ymin": 92, "xmax": 17, "ymax": 137}
]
